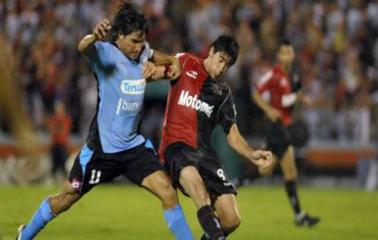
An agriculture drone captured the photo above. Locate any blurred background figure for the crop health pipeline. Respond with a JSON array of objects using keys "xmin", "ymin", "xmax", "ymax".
[
  {"xmin": 47, "ymin": 101, "xmax": 71, "ymax": 182},
  {"xmin": 0, "ymin": 31, "xmax": 45, "ymax": 185},
  {"xmin": 251, "ymin": 39, "xmax": 319, "ymax": 227}
]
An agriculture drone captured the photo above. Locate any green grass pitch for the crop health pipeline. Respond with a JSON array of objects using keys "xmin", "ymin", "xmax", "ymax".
[{"xmin": 1, "ymin": 185, "xmax": 378, "ymax": 240}]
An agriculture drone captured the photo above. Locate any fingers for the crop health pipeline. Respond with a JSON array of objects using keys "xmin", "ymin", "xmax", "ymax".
[
  {"xmin": 165, "ymin": 65, "xmax": 179, "ymax": 79},
  {"xmin": 169, "ymin": 68, "xmax": 179, "ymax": 79},
  {"xmin": 94, "ymin": 27, "xmax": 106, "ymax": 40},
  {"xmin": 263, "ymin": 151, "xmax": 272, "ymax": 159},
  {"xmin": 252, "ymin": 150, "xmax": 273, "ymax": 168},
  {"xmin": 142, "ymin": 62, "xmax": 157, "ymax": 79},
  {"xmin": 101, "ymin": 19, "xmax": 111, "ymax": 28},
  {"xmin": 258, "ymin": 157, "xmax": 271, "ymax": 169},
  {"xmin": 263, "ymin": 151, "xmax": 274, "ymax": 167},
  {"xmin": 164, "ymin": 58, "xmax": 181, "ymax": 80},
  {"xmin": 166, "ymin": 69, "xmax": 174, "ymax": 79},
  {"xmin": 94, "ymin": 19, "xmax": 111, "ymax": 41},
  {"xmin": 159, "ymin": 64, "xmax": 180, "ymax": 80}
]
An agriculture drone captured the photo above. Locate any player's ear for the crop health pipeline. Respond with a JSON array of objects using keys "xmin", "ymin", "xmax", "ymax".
[
  {"xmin": 118, "ymin": 33, "xmax": 126, "ymax": 40},
  {"xmin": 209, "ymin": 47, "xmax": 215, "ymax": 56}
]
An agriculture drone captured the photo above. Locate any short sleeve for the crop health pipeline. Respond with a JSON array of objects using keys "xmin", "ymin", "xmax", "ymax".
[
  {"xmin": 175, "ymin": 52, "xmax": 187, "ymax": 67},
  {"xmin": 139, "ymin": 42, "xmax": 154, "ymax": 64},
  {"xmin": 85, "ymin": 42, "xmax": 111, "ymax": 70},
  {"xmin": 217, "ymin": 87, "xmax": 237, "ymax": 134},
  {"xmin": 170, "ymin": 52, "xmax": 188, "ymax": 86}
]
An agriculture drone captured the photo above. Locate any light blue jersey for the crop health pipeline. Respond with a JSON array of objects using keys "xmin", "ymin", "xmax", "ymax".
[{"xmin": 85, "ymin": 41, "xmax": 153, "ymax": 153}]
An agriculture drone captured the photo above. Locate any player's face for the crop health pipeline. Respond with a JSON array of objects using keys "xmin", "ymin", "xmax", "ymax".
[
  {"xmin": 117, "ymin": 31, "xmax": 145, "ymax": 60},
  {"xmin": 207, "ymin": 49, "xmax": 231, "ymax": 79},
  {"xmin": 278, "ymin": 45, "xmax": 295, "ymax": 66}
]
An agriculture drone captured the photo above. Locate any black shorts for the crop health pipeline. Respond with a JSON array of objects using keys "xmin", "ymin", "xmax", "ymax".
[
  {"xmin": 164, "ymin": 143, "xmax": 236, "ymax": 203},
  {"xmin": 68, "ymin": 141, "xmax": 163, "ymax": 195},
  {"xmin": 266, "ymin": 122, "xmax": 292, "ymax": 159}
]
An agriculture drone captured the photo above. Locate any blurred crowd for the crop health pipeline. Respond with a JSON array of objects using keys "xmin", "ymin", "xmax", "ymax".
[{"xmin": 0, "ymin": 0, "xmax": 377, "ymax": 146}]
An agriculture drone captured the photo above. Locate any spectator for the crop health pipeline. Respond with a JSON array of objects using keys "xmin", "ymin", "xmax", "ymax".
[
  {"xmin": 0, "ymin": 0, "xmax": 376, "ymax": 145},
  {"xmin": 47, "ymin": 101, "xmax": 71, "ymax": 181}
]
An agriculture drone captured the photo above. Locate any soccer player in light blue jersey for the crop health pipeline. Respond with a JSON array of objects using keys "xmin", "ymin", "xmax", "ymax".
[{"xmin": 17, "ymin": 2, "xmax": 193, "ymax": 240}]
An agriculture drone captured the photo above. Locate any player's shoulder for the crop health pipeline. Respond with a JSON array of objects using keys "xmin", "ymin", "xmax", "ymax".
[
  {"xmin": 175, "ymin": 52, "xmax": 196, "ymax": 59},
  {"xmin": 175, "ymin": 52, "xmax": 202, "ymax": 66},
  {"xmin": 258, "ymin": 65, "xmax": 282, "ymax": 85},
  {"xmin": 258, "ymin": 67, "xmax": 274, "ymax": 84},
  {"xmin": 217, "ymin": 81, "xmax": 231, "ymax": 91},
  {"xmin": 93, "ymin": 41, "xmax": 118, "ymax": 56},
  {"xmin": 94, "ymin": 41, "xmax": 112, "ymax": 49},
  {"xmin": 272, "ymin": 64, "xmax": 286, "ymax": 76},
  {"xmin": 215, "ymin": 81, "xmax": 232, "ymax": 99}
]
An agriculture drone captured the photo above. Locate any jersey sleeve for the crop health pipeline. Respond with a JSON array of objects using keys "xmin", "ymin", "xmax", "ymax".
[
  {"xmin": 139, "ymin": 42, "xmax": 154, "ymax": 64},
  {"xmin": 170, "ymin": 52, "xmax": 188, "ymax": 85},
  {"xmin": 175, "ymin": 52, "xmax": 188, "ymax": 68},
  {"xmin": 217, "ymin": 87, "xmax": 237, "ymax": 134},
  {"xmin": 256, "ymin": 69, "xmax": 274, "ymax": 93},
  {"xmin": 86, "ymin": 41, "xmax": 112, "ymax": 71}
]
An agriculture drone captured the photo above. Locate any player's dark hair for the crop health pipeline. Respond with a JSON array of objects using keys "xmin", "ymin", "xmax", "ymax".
[
  {"xmin": 211, "ymin": 34, "xmax": 239, "ymax": 67},
  {"xmin": 110, "ymin": 1, "xmax": 149, "ymax": 41}
]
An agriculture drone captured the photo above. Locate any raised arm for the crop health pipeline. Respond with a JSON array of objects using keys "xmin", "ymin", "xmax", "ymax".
[
  {"xmin": 227, "ymin": 123, "xmax": 272, "ymax": 168},
  {"xmin": 78, "ymin": 19, "xmax": 111, "ymax": 54}
]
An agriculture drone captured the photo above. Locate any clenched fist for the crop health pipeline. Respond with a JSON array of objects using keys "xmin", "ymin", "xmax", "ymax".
[{"xmin": 249, "ymin": 150, "xmax": 273, "ymax": 169}]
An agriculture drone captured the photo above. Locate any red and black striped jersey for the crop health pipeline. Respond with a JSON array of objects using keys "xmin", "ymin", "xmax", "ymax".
[{"xmin": 159, "ymin": 53, "xmax": 237, "ymax": 161}]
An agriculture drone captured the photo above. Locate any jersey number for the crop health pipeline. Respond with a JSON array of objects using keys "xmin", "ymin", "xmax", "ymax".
[
  {"xmin": 217, "ymin": 169, "xmax": 226, "ymax": 181},
  {"xmin": 89, "ymin": 170, "xmax": 101, "ymax": 184}
]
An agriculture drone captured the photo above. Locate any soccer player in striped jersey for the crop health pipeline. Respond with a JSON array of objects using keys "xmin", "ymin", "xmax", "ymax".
[
  {"xmin": 252, "ymin": 39, "xmax": 320, "ymax": 227},
  {"xmin": 158, "ymin": 35, "xmax": 273, "ymax": 240}
]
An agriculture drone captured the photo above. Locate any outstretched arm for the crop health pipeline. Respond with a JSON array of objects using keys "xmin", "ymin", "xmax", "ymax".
[
  {"xmin": 227, "ymin": 123, "xmax": 273, "ymax": 168},
  {"xmin": 143, "ymin": 51, "xmax": 181, "ymax": 81},
  {"xmin": 151, "ymin": 51, "xmax": 179, "ymax": 66},
  {"xmin": 143, "ymin": 62, "xmax": 179, "ymax": 82}
]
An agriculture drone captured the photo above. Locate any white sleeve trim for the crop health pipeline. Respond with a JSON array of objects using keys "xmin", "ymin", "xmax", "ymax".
[
  {"xmin": 257, "ymin": 70, "xmax": 273, "ymax": 87},
  {"xmin": 281, "ymin": 93, "xmax": 297, "ymax": 107},
  {"xmin": 149, "ymin": 49, "xmax": 154, "ymax": 59},
  {"xmin": 144, "ymin": 42, "xmax": 154, "ymax": 60},
  {"xmin": 175, "ymin": 52, "xmax": 185, "ymax": 58}
]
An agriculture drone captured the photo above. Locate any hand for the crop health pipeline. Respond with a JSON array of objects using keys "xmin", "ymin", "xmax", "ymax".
[
  {"xmin": 142, "ymin": 61, "xmax": 158, "ymax": 80},
  {"xmin": 166, "ymin": 58, "xmax": 181, "ymax": 80},
  {"xmin": 249, "ymin": 150, "xmax": 273, "ymax": 169},
  {"xmin": 266, "ymin": 108, "xmax": 281, "ymax": 122},
  {"xmin": 93, "ymin": 19, "xmax": 111, "ymax": 41}
]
